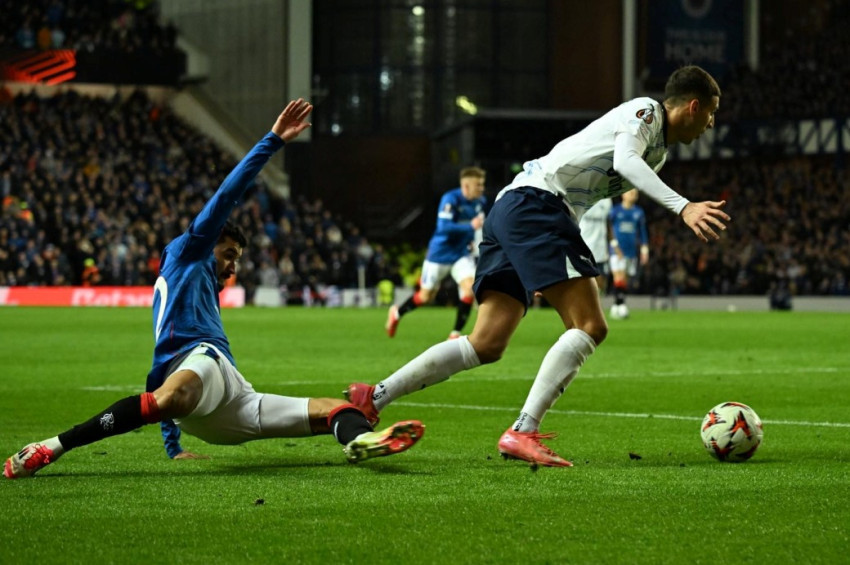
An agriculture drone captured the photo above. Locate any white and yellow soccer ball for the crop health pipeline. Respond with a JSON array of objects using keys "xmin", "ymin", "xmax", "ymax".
[{"xmin": 700, "ymin": 402, "xmax": 764, "ymax": 462}]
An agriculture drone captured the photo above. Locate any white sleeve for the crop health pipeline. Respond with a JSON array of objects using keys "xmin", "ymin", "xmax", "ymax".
[{"xmin": 612, "ymin": 132, "xmax": 689, "ymax": 215}]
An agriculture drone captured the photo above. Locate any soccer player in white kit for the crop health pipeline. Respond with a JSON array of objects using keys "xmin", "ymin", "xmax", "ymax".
[
  {"xmin": 346, "ymin": 65, "xmax": 728, "ymax": 466},
  {"xmin": 579, "ymin": 197, "xmax": 613, "ymax": 295}
]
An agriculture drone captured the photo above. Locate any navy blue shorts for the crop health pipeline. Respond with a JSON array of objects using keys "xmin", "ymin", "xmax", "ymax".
[{"xmin": 473, "ymin": 187, "xmax": 600, "ymax": 308}]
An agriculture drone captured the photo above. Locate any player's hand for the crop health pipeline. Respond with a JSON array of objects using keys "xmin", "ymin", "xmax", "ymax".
[
  {"xmin": 173, "ymin": 450, "xmax": 210, "ymax": 460},
  {"xmin": 471, "ymin": 214, "xmax": 484, "ymax": 230},
  {"xmin": 272, "ymin": 99, "xmax": 313, "ymax": 142},
  {"xmin": 680, "ymin": 200, "xmax": 729, "ymax": 243}
]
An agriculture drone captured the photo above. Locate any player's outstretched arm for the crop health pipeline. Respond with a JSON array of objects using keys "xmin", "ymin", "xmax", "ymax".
[
  {"xmin": 680, "ymin": 200, "xmax": 730, "ymax": 242},
  {"xmin": 272, "ymin": 98, "xmax": 313, "ymax": 142}
]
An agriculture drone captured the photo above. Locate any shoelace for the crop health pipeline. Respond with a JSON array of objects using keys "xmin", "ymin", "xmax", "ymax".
[{"xmin": 524, "ymin": 432, "xmax": 563, "ymax": 458}]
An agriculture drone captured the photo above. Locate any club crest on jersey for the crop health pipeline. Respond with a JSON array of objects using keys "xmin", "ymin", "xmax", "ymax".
[{"xmin": 636, "ymin": 107, "xmax": 654, "ymax": 124}]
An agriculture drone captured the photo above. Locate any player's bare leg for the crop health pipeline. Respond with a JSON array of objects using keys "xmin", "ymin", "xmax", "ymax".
[{"xmin": 499, "ymin": 278, "xmax": 606, "ymax": 467}]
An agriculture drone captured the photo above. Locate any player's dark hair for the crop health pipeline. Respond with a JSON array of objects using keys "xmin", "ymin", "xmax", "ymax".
[
  {"xmin": 663, "ymin": 65, "xmax": 721, "ymax": 105},
  {"xmin": 220, "ymin": 220, "xmax": 247, "ymax": 248}
]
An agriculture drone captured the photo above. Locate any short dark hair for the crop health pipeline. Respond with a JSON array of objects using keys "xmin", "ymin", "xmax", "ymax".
[
  {"xmin": 220, "ymin": 219, "xmax": 247, "ymax": 248},
  {"xmin": 664, "ymin": 65, "xmax": 721, "ymax": 105}
]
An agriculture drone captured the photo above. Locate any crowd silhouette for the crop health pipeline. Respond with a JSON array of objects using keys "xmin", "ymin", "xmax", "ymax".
[
  {"xmin": 1, "ymin": 0, "xmax": 178, "ymax": 55},
  {"xmin": 0, "ymin": 88, "xmax": 402, "ymax": 303},
  {"xmin": 1, "ymin": 0, "xmax": 848, "ymax": 300}
]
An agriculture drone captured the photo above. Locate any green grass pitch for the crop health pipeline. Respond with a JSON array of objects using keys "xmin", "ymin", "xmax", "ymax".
[{"xmin": 1, "ymin": 306, "xmax": 848, "ymax": 564}]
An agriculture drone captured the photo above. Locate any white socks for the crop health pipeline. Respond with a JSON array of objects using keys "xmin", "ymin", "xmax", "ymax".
[
  {"xmin": 42, "ymin": 436, "xmax": 65, "ymax": 458},
  {"xmin": 512, "ymin": 329, "xmax": 596, "ymax": 432},
  {"xmin": 373, "ymin": 336, "xmax": 481, "ymax": 411}
]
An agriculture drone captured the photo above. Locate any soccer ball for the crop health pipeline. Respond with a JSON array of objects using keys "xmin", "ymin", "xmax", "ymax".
[{"xmin": 700, "ymin": 402, "xmax": 763, "ymax": 462}]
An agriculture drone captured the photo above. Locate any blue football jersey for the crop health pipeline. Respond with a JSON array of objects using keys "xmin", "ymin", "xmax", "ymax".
[
  {"xmin": 609, "ymin": 204, "xmax": 648, "ymax": 259},
  {"xmin": 426, "ymin": 188, "xmax": 487, "ymax": 264},
  {"xmin": 146, "ymin": 131, "xmax": 285, "ymax": 457}
]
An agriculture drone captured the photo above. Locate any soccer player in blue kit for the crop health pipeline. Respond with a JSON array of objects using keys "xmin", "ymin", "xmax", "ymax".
[
  {"xmin": 5, "ymin": 99, "xmax": 424, "ymax": 479},
  {"xmin": 608, "ymin": 189, "xmax": 649, "ymax": 319},
  {"xmin": 385, "ymin": 167, "xmax": 486, "ymax": 340},
  {"xmin": 346, "ymin": 66, "xmax": 729, "ymax": 466}
]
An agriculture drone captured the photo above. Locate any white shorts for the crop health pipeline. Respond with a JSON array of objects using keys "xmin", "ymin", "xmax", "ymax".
[
  {"xmin": 420, "ymin": 256, "xmax": 476, "ymax": 291},
  {"xmin": 170, "ymin": 343, "xmax": 310, "ymax": 445},
  {"xmin": 609, "ymin": 255, "xmax": 638, "ymax": 277}
]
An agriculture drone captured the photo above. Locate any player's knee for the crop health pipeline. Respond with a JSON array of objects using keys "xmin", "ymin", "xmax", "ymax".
[
  {"xmin": 417, "ymin": 288, "xmax": 436, "ymax": 303},
  {"xmin": 154, "ymin": 384, "xmax": 200, "ymax": 419},
  {"xmin": 583, "ymin": 319, "xmax": 608, "ymax": 345},
  {"xmin": 471, "ymin": 339, "xmax": 507, "ymax": 364}
]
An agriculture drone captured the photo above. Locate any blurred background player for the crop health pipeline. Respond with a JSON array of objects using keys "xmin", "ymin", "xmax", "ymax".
[
  {"xmin": 609, "ymin": 189, "xmax": 649, "ymax": 319},
  {"xmin": 579, "ymin": 197, "xmax": 613, "ymax": 295},
  {"xmin": 386, "ymin": 166, "xmax": 487, "ymax": 340},
  {"xmin": 5, "ymin": 100, "xmax": 424, "ymax": 479},
  {"xmin": 347, "ymin": 65, "xmax": 728, "ymax": 467}
]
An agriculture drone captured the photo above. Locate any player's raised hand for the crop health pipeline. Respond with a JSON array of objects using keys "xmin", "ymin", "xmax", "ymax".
[
  {"xmin": 680, "ymin": 200, "xmax": 730, "ymax": 243},
  {"xmin": 272, "ymin": 98, "xmax": 313, "ymax": 142}
]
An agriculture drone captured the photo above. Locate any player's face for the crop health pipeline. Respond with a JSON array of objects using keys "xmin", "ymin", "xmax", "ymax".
[
  {"xmin": 622, "ymin": 189, "xmax": 638, "ymax": 205},
  {"xmin": 461, "ymin": 176, "xmax": 485, "ymax": 200},
  {"xmin": 213, "ymin": 237, "xmax": 243, "ymax": 290},
  {"xmin": 683, "ymin": 96, "xmax": 719, "ymax": 143}
]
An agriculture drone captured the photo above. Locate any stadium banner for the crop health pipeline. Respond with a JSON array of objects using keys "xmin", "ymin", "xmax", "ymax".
[
  {"xmin": 647, "ymin": 0, "xmax": 744, "ymax": 80},
  {"xmin": 0, "ymin": 286, "xmax": 245, "ymax": 308}
]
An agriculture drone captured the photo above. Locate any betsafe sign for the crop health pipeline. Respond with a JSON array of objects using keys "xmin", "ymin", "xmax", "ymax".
[
  {"xmin": 647, "ymin": 0, "xmax": 745, "ymax": 80},
  {"xmin": 0, "ymin": 286, "xmax": 245, "ymax": 308}
]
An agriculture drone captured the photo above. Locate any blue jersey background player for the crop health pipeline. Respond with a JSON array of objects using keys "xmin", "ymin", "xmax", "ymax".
[
  {"xmin": 5, "ymin": 99, "xmax": 425, "ymax": 479},
  {"xmin": 608, "ymin": 189, "xmax": 649, "ymax": 319},
  {"xmin": 385, "ymin": 167, "xmax": 487, "ymax": 340}
]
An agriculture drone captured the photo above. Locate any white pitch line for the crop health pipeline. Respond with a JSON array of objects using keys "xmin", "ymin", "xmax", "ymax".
[
  {"xmin": 394, "ymin": 401, "xmax": 850, "ymax": 429},
  {"xmin": 81, "ymin": 366, "xmax": 849, "ymax": 394},
  {"xmin": 79, "ymin": 384, "xmax": 850, "ymax": 429},
  {"xmin": 462, "ymin": 366, "xmax": 850, "ymax": 381}
]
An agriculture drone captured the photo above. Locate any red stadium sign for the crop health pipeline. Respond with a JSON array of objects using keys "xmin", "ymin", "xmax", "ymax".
[{"xmin": 0, "ymin": 286, "xmax": 245, "ymax": 308}]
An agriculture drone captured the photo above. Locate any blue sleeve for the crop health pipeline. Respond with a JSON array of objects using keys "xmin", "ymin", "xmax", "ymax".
[
  {"xmin": 161, "ymin": 419, "xmax": 184, "ymax": 458},
  {"xmin": 435, "ymin": 193, "xmax": 475, "ymax": 236},
  {"xmin": 178, "ymin": 131, "xmax": 285, "ymax": 259}
]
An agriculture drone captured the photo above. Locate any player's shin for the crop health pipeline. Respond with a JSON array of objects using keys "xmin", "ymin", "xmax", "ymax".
[
  {"xmin": 373, "ymin": 336, "xmax": 481, "ymax": 410},
  {"xmin": 513, "ymin": 329, "xmax": 596, "ymax": 432},
  {"xmin": 453, "ymin": 296, "xmax": 474, "ymax": 333},
  {"xmin": 57, "ymin": 392, "xmax": 161, "ymax": 451},
  {"xmin": 327, "ymin": 404, "xmax": 372, "ymax": 445}
]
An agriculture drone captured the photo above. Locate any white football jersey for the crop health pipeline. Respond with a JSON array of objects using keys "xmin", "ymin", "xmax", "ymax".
[
  {"xmin": 501, "ymin": 97, "xmax": 669, "ymax": 222},
  {"xmin": 579, "ymin": 197, "xmax": 613, "ymax": 262}
]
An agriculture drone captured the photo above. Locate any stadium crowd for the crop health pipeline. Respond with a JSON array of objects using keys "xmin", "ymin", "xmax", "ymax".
[
  {"xmin": 1, "ymin": 1, "xmax": 848, "ymax": 301},
  {"xmin": 1, "ymin": 85, "xmax": 847, "ymax": 299},
  {"xmin": 0, "ymin": 0, "xmax": 177, "ymax": 55},
  {"xmin": 0, "ymin": 88, "xmax": 402, "ymax": 303},
  {"xmin": 645, "ymin": 155, "xmax": 849, "ymax": 297},
  {"xmin": 718, "ymin": 1, "xmax": 850, "ymax": 121}
]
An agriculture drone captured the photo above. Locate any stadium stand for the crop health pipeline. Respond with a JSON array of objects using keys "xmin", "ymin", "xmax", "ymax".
[
  {"xmin": 0, "ymin": 0, "xmax": 847, "ymax": 301},
  {"xmin": 0, "ymin": 87, "xmax": 402, "ymax": 303}
]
